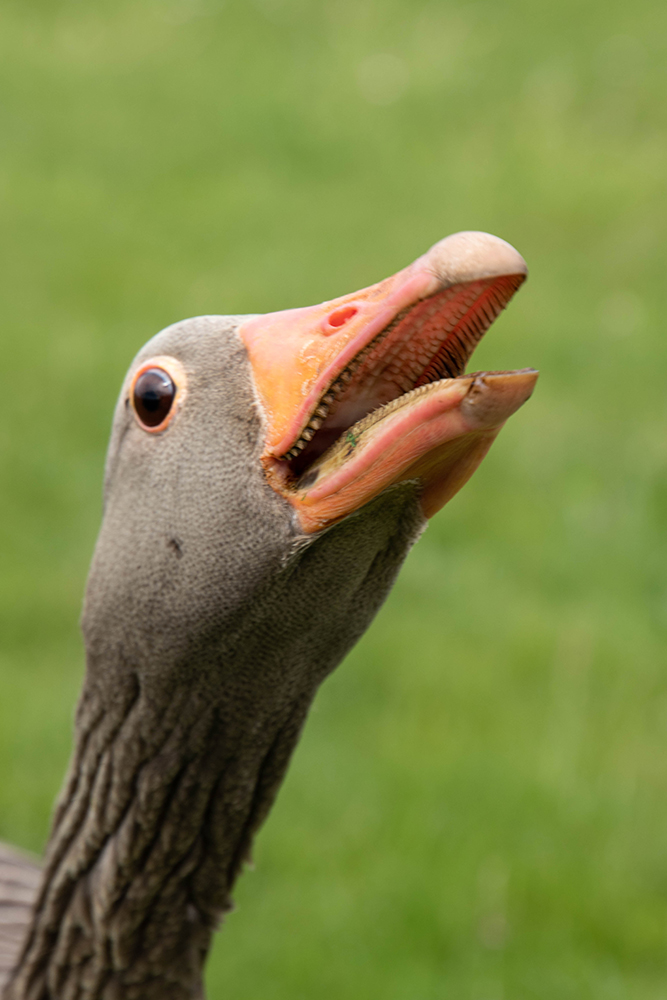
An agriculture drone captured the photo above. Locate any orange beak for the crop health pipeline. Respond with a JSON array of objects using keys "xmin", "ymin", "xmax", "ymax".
[{"xmin": 238, "ymin": 232, "xmax": 537, "ymax": 534}]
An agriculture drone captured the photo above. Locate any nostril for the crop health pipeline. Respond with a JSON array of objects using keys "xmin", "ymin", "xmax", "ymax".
[{"xmin": 324, "ymin": 305, "xmax": 358, "ymax": 331}]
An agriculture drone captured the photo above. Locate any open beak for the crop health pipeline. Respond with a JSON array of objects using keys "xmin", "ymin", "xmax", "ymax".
[{"xmin": 238, "ymin": 231, "xmax": 537, "ymax": 534}]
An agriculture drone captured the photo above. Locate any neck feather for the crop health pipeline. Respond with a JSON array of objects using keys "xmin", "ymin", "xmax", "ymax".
[{"xmin": 5, "ymin": 672, "xmax": 312, "ymax": 1000}]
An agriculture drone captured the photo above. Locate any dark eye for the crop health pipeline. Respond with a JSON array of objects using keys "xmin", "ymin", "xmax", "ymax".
[{"xmin": 133, "ymin": 368, "xmax": 176, "ymax": 428}]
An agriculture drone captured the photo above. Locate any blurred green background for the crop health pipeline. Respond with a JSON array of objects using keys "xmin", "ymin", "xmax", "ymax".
[{"xmin": 1, "ymin": 0, "xmax": 667, "ymax": 996}]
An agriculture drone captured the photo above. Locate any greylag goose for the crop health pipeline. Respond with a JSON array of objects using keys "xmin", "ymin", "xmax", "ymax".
[{"xmin": 0, "ymin": 232, "xmax": 537, "ymax": 1000}]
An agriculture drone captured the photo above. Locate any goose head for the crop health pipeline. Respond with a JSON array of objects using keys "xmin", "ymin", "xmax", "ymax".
[{"xmin": 85, "ymin": 231, "xmax": 535, "ymax": 663}]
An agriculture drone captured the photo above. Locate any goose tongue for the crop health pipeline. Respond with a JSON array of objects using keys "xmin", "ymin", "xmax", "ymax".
[{"xmin": 238, "ymin": 232, "xmax": 536, "ymax": 533}]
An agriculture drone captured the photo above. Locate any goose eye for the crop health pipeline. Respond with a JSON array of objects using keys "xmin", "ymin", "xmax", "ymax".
[{"xmin": 133, "ymin": 368, "xmax": 176, "ymax": 428}]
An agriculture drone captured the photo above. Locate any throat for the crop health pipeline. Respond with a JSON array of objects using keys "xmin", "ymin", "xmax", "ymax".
[{"xmin": 6, "ymin": 486, "xmax": 426, "ymax": 1000}]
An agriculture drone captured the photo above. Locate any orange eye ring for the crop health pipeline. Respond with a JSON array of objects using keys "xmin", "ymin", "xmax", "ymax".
[{"xmin": 129, "ymin": 356, "xmax": 187, "ymax": 433}]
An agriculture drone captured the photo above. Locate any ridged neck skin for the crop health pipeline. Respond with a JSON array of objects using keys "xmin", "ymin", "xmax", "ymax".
[
  {"xmin": 5, "ymin": 673, "xmax": 313, "ymax": 1000},
  {"xmin": 4, "ymin": 486, "xmax": 425, "ymax": 1000}
]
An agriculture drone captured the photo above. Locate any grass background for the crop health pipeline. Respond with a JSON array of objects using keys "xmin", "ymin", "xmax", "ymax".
[{"xmin": 1, "ymin": 0, "xmax": 667, "ymax": 996}]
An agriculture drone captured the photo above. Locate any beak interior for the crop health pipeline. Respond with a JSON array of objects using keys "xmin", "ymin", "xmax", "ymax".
[{"xmin": 284, "ymin": 263, "xmax": 527, "ymax": 477}]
